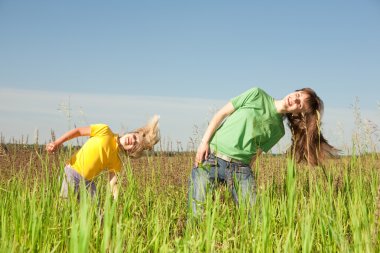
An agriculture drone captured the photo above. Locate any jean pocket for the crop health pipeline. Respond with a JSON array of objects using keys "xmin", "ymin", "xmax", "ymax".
[
  {"xmin": 201, "ymin": 154, "xmax": 218, "ymax": 169},
  {"xmin": 234, "ymin": 165, "xmax": 252, "ymax": 176}
]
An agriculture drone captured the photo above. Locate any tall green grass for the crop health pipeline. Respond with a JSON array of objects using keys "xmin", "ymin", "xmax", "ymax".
[{"xmin": 0, "ymin": 150, "xmax": 379, "ymax": 252}]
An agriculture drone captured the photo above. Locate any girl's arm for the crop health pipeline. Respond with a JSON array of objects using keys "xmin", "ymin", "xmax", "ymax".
[
  {"xmin": 46, "ymin": 126, "xmax": 91, "ymax": 153},
  {"xmin": 109, "ymin": 172, "xmax": 118, "ymax": 200},
  {"xmin": 195, "ymin": 102, "xmax": 236, "ymax": 165}
]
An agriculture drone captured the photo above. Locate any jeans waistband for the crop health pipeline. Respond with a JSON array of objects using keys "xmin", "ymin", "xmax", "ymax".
[{"xmin": 212, "ymin": 152, "xmax": 248, "ymax": 166}]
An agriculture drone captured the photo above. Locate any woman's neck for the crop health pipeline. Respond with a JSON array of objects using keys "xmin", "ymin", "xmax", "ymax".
[{"xmin": 274, "ymin": 99, "xmax": 286, "ymax": 114}]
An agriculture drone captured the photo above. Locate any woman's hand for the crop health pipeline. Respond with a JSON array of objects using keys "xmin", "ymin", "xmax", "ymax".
[
  {"xmin": 46, "ymin": 142, "xmax": 59, "ymax": 153},
  {"xmin": 194, "ymin": 102, "xmax": 235, "ymax": 166},
  {"xmin": 195, "ymin": 141, "xmax": 209, "ymax": 166},
  {"xmin": 45, "ymin": 126, "xmax": 91, "ymax": 154},
  {"xmin": 109, "ymin": 172, "xmax": 118, "ymax": 200}
]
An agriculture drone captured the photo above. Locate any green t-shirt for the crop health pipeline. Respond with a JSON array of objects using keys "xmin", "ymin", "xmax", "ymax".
[{"xmin": 209, "ymin": 87, "xmax": 285, "ymax": 164}]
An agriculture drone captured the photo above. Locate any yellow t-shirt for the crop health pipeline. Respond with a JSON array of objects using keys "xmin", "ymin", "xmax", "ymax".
[{"xmin": 69, "ymin": 124, "xmax": 122, "ymax": 180}]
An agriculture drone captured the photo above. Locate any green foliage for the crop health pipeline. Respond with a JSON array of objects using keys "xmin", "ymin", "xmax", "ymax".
[{"xmin": 0, "ymin": 150, "xmax": 379, "ymax": 252}]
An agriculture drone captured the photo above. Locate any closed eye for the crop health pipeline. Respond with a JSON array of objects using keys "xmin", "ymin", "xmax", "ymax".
[{"xmin": 297, "ymin": 93, "xmax": 303, "ymax": 108}]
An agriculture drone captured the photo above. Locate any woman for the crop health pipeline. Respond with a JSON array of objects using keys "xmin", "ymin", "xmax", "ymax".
[
  {"xmin": 189, "ymin": 87, "xmax": 337, "ymax": 216},
  {"xmin": 46, "ymin": 115, "xmax": 160, "ymax": 200}
]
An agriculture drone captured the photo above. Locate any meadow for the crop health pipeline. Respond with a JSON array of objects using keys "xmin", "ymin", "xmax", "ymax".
[{"xmin": 0, "ymin": 141, "xmax": 379, "ymax": 252}]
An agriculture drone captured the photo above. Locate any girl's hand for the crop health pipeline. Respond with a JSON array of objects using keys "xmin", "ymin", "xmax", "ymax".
[
  {"xmin": 195, "ymin": 141, "xmax": 209, "ymax": 166},
  {"xmin": 109, "ymin": 173, "xmax": 118, "ymax": 200},
  {"xmin": 112, "ymin": 184, "xmax": 119, "ymax": 200},
  {"xmin": 46, "ymin": 142, "xmax": 59, "ymax": 153},
  {"xmin": 193, "ymin": 102, "xmax": 235, "ymax": 167}
]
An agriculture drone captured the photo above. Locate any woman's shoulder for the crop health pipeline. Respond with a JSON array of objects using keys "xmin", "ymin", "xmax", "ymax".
[
  {"xmin": 254, "ymin": 87, "xmax": 269, "ymax": 95},
  {"xmin": 90, "ymin": 124, "xmax": 114, "ymax": 136},
  {"xmin": 91, "ymin": 123, "xmax": 110, "ymax": 130},
  {"xmin": 244, "ymin": 87, "xmax": 269, "ymax": 96},
  {"xmin": 91, "ymin": 123, "xmax": 108, "ymax": 127}
]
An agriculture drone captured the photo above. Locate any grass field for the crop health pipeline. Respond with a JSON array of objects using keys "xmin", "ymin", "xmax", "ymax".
[{"xmin": 0, "ymin": 143, "xmax": 379, "ymax": 252}]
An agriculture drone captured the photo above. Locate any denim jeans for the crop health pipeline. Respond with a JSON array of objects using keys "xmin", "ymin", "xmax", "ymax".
[{"xmin": 188, "ymin": 154, "xmax": 256, "ymax": 216}]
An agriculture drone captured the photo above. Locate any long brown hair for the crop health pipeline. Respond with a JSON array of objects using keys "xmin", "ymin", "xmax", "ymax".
[{"xmin": 286, "ymin": 88, "xmax": 338, "ymax": 166}]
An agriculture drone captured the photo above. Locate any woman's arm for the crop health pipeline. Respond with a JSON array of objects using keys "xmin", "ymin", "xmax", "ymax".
[
  {"xmin": 109, "ymin": 172, "xmax": 118, "ymax": 200},
  {"xmin": 195, "ymin": 102, "xmax": 236, "ymax": 164},
  {"xmin": 46, "ymin": 126, "xmax": 91, "ymax": 153}
]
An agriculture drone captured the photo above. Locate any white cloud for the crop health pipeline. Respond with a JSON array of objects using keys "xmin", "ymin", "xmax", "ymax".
[
  {"xmin": 1, "ymin": 88, "xmax": 379, "ymax": 154},
  {"xmin": 0, "ymin": 88, "xmax": 224, "ymax": 150}
]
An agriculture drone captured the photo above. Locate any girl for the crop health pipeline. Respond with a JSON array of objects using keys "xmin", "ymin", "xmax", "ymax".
[
  {"xmin": 189, "ymin": 87, "xmax": 337, "ymax": 216},
  {"xmin": 46, "ymin": 115, "xmax": 160, "ymax": 200}
]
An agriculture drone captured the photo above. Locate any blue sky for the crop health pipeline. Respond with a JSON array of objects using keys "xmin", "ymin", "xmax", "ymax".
[{"xmin": 0, "ymin": 1, "xmax": 379, "ymax": 153}]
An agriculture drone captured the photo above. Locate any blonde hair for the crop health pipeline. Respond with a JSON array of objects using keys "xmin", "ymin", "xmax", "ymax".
[{"xmin": 127, "ymin": 115, "xmax": 160, "ymax": 158}]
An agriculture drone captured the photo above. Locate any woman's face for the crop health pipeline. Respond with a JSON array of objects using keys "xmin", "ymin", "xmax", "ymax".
[
  {"xmin": 120, "ymin": 132, "xmax": 143, "ymax": 152},
  {"xmin": 283, "ymin": 91, "xmax": 310, "ymax": 114}
]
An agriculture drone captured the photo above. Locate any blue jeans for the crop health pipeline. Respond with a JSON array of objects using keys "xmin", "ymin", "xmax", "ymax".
[{"xmin": 188, "ymin": 154, "xmax": 256, "ymax": 216}]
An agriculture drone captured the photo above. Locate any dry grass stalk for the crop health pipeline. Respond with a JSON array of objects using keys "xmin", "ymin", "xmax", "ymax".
[
  {"xmin": 0, "ymin": 144, "xmax": 9, "ymax": 156},
  {"xmin": 373, "ymin": 183, "xmax": 380, "ymax": 245}
]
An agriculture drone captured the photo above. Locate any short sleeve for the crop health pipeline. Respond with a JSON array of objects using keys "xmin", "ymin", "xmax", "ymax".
[{"xmin": 231, "ymin": 87, "xmax": 260, "ymax": 109}]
